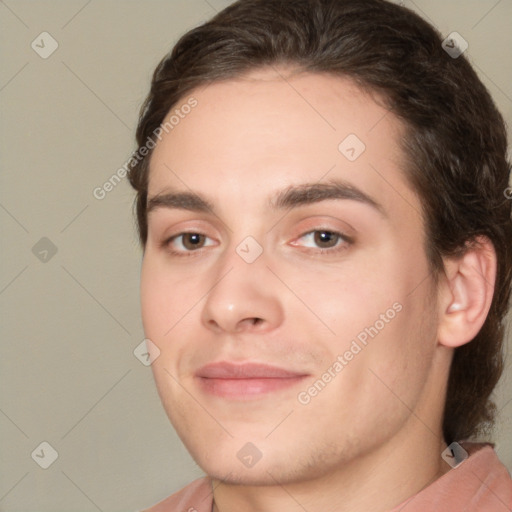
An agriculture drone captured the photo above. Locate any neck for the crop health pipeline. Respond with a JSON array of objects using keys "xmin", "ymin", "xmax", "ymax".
[{"xmin": 211, "ymin": 422, "xmax": 449, "ymax": 512}]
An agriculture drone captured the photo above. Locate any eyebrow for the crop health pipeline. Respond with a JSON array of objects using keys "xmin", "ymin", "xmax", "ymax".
[{"xmin": 146, "ymin": 179, "xmax": 386, "ymax": 218}]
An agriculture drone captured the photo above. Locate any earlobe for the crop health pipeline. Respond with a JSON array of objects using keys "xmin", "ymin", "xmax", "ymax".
[{"xmin": 437, "ymin": 237, "xmax": 496, "ymax": 348}]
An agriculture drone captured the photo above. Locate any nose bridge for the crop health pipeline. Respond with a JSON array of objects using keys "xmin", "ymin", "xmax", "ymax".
[
  {"xmin": 212, "ymin": 230, "xmax": 268, "ymax": 285},
  {"xmin": 200, "ymin": 234, "xmax": 284, "ymax": 333}
]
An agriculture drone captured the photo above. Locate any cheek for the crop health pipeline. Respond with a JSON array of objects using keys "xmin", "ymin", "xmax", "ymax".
[
  {"xmin": 140, "ymin": 252, "xmax": 194, "ymax": 330},
  {"xmin": 140, "ymin": 255, "xmax": 206, "ymax": 364},
  {"xmin": 140, "ymin": 255, "xmax": 186, "ymax": 340},
  {"xmin": 306, "ymin": 296, "xmax": 437, "ymax": 444},
  {"xmin": 140, "ymin": 258, "xmax": 165, "ymax": 335},
  {"xmin": 293, "ymin": 265, "xmax": 399, "ymax": 344},
  {"xmin": 312, "ymin": 245, "xmax": 436, "ymax": 382},
  {"xmin": 344, "ymin": 280, "xmax": 438, "ymax": 418}
]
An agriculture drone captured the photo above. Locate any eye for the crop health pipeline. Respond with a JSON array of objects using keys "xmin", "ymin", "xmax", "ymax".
[
  {"xmin": 163, "ymin": 232, "xmax": 216, "ymax": 256},
  {"xmin": 291, "ymin": 229, "xmax": 352, "ymax": 253}
]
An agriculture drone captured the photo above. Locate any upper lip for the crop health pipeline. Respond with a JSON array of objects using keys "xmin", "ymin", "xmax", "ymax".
[{"xmin": 196, "ymin": 361, "xmax": 307, "ymax": 379}]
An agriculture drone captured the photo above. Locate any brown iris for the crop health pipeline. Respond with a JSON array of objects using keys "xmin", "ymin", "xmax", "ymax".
[
  {"xmin": 181, "ymin": 233, "xmax": 206, "ymax": 250},
  {"xmin": 313, "ymin": 231, "xmax": 340, "ymax": 248}
]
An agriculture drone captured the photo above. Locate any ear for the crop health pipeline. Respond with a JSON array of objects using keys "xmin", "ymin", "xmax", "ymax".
[{"xmin": 437, "ymin": 236, "xmax": 497, "ymax": 348}]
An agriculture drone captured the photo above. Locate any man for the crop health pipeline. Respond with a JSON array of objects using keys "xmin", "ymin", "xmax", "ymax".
[{"xmin": 128, "ymin": 0, "xmax": 512, "ymax": 510}]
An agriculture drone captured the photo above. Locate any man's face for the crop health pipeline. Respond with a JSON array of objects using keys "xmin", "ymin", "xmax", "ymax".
[{"xmin": 141, "ymin": 69, "xmax": 441, "ymax": 485}]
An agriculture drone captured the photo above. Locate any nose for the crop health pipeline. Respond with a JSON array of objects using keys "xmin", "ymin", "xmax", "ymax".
[{"xmin": 200, "ymin": 251, "xmax": 284, "ymax": 335}]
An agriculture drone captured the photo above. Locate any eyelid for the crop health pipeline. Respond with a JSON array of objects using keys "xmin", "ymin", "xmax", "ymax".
[
  {"xmin": 160, "ymin": 218, "xmax": 355, "ymax": 257},
  {"xmin": 157, "ymin": 218, "xmax": 219, "ymax": 247},
  {"xmin": 290, "ymin": 228, "xmax": 353, "ymax": 252},
  {"xmin": 295, "ymin": 228, "xmax": 353, "ymax": 242},
  {"xmin": 161, "ymin": 231, "xmax": 217, "ymax": 252}
]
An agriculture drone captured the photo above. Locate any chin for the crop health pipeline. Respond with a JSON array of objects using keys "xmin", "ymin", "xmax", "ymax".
[{"xmin": 190, "ymin": 444, "xmax": 317, "ymax": 487}]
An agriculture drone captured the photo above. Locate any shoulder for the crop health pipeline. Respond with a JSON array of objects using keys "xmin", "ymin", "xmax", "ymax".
[
  {"xmin": 390, "ymin": 443, "xmax": 512, "ymax": 511},
  {"xmin": 139, "ymin": 477, "xmax": 213, "ymax": 512},
  {"xmin": 462, "ymin": 442, "xmax": 512, "ymax": 507}
]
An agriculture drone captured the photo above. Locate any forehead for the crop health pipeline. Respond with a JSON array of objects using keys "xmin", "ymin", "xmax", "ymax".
[{"xmin": 147, "ymin": 67, "xmax": 418, "ymax": 220}]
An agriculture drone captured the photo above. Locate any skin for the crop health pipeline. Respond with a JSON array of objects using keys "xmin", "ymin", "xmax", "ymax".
[{"xmin": 140, "ymin": 67, "xmax": 496, "ymax": 512}]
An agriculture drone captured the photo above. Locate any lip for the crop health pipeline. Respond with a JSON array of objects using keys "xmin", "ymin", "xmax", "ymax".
[
  {"xmin": 196, "ymin": 361, "xmax": 306, "ymax": 379},
  {"xmin": 195, "ymin": 361, "xmax": 309, "ymax": 399}
]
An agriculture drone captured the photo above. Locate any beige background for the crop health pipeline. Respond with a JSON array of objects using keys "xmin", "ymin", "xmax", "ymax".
[{"xmin": 0, "ymin": 0, "xmax": 511, "ymax": 510}]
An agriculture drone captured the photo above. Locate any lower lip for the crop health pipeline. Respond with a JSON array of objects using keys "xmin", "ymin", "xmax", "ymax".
[{"xmin": 196, "ymin": 376, "xmax": 307, "ymax": 399}]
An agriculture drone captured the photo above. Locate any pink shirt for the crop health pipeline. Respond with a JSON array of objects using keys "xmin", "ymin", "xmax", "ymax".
[{"xmin": 142, "ymin": 443, "xmax": 512, "ymax": 512}]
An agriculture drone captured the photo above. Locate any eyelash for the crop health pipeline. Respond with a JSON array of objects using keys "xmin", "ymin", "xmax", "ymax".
[{"xmin": 161, "ymin": 229, "xmax": 353, "ymax": 258}]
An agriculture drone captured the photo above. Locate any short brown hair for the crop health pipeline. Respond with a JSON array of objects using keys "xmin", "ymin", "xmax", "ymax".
[{"xmin": 128, "ymin": 0, "xmax": 512, "ymax": 443}]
